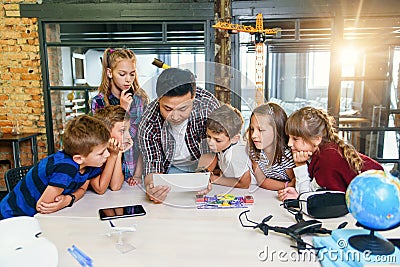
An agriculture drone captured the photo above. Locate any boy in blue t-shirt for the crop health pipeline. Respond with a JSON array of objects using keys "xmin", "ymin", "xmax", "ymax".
[{"xmin": 0, "ymin": 115, "xmax": 111, "ymax": 219}]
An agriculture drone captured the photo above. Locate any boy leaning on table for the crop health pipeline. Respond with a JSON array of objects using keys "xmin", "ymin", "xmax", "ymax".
[{"xmin": 0, "ymin": 115, "xmax": 111, "ymax": 219}]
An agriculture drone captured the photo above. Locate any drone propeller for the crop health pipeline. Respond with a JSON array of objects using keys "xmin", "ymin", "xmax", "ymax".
[
  {"xmin": 313, "ymin": 221, "xmax": 349, "ymax": 235},
  {"xmin": 261, "ymin": 215, "xmax": 273, "ymax": 224},
  {"xmin": 338, "ymin": 222, "xmax": 348, "ymax": 229}
]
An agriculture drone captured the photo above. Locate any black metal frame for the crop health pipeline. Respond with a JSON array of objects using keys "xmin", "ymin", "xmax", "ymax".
[
  {"xmin": 20, "ymin": 1, "xmax": 400, "ymax": 162},
  {"xmin": 21, "ymin": 3, "xmax": 214, "ymax": 155}
]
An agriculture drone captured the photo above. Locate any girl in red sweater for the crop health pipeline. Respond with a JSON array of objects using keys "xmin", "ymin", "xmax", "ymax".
[{"xmin": 278, "ymin": 107, "xmax": 383, "ymax": 201}]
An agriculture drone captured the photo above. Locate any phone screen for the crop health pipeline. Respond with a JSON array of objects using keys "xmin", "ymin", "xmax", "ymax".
[{"xmin": 99, "ymin": 205, "xmax": 146, "ymax": 220}]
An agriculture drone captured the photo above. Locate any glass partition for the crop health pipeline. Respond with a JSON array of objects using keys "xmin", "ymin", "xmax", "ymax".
[{"xmin": 43, "ymin": 22, "xmax": 208, "ymax": 152}]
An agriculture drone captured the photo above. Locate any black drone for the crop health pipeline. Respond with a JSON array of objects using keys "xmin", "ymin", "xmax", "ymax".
[{"xmin": 239, "ymin": 202, "xmax": 348, "ymax": 252}]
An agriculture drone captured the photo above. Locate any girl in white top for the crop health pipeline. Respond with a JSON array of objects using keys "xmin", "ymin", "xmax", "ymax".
[
  {"xmin": 205, "ymin": 104, "xmax": 251, "ymax": 188},
  {"xmin": 247, "ymin": 103, "xmax": 295, "ymax": 190}
]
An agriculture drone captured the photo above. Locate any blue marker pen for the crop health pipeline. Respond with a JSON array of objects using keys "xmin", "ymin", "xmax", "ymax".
[
  {"xmin": 68, "ymin": 247, "xmax": 90, "ymax": 267},
  {"xmin": 72, "ymin": 245, "xmax": 93, "ymax": 266}
]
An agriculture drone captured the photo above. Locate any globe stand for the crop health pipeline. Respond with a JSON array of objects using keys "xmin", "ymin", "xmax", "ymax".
[
  {"xmin": 349, "ymin": 224, "xmax": 395, "ymax": 255},
  {"xmin": 348, "ymin": 230, "xmax": 394, "ymax": 255}
]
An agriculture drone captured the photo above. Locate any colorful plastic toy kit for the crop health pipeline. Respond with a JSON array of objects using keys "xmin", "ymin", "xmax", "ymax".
[{"xmin": 196, "ymin": 194, "xmax": 254, "ymax": 209}]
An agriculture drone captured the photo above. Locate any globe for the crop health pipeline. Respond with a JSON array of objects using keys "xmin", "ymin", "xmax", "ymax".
[{"xmin": 346, "ymin": 170, "xmax": 400, "ymax": 230}]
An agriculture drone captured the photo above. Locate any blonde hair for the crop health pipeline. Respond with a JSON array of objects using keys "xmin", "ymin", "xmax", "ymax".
[
  {"xmin": 285, "ymin": 106, "xmax": 363, "ymax": 172},
  {"xmin": 246, "ymin": 103, "xmax": 289, "ymax": 165},
  {"xmin": 99, "ymin": 48, "xmax": 149, "ymax": 105}
]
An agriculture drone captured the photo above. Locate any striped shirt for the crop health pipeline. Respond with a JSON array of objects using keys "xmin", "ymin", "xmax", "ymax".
[
  {"xmin": 138, "ymin": 87, "xmax": 220, "ymax": 175},
  {"xmin": 254, "ymin": 147, "xmax": 295, "ymax": 182},
  {"xmin": 91, "ymin": 92, "xmax": 145, "ymax": 179},
  {"xmin": 0, "ymin": 151, "xmax": 101, "ymax": 219}
]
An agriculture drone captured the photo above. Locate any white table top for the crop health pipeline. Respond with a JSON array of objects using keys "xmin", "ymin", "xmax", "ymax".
[{"xmin": 35, "ymin": 184, "xmax": 399, "ymax": 267}]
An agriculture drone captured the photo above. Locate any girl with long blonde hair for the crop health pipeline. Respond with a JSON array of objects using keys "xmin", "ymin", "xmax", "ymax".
[{"xmin": 91, "ymin": 48, "xmax": 149, "ymax": 186}]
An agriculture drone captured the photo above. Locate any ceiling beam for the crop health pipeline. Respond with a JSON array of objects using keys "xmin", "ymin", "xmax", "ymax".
[
  {"xmin": 232, "ymin": 0, "xmax": 400, "ymax": 18},
  {"xmin": 20, "ymin": 3, "xmax": 214, "ymax": 21}
]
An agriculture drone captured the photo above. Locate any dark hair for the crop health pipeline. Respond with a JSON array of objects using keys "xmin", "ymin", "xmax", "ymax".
[
  {"xmin": 156, "ymin": 68, "xmax": 196, "ymax": 98},
  {"xmin": 63, "ymin": 115, "xmax": 110, "ymax": 157},
  {"xmin": 206, "ymin": 104, "xmax": 244, "ymax": 138}
]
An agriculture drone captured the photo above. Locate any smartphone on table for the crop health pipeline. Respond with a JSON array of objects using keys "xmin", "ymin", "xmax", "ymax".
[{"xmin": 99, "ymin": 204, "xmax": 146, "ymax": 220}]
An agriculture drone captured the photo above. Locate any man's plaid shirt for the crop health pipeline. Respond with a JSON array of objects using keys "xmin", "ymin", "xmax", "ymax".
[{"xmin": 138, "ymin": 87, "xmax": 220, "ymax": 175}]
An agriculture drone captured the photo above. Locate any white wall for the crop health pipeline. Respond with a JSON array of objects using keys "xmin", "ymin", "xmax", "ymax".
[
  {"xmin": 61, "ymin": 47, "xmax": 72, "ymax": 86},
  {"xmin": 85, "ymin": 49, "xmax": 103, "ymax": 87}
]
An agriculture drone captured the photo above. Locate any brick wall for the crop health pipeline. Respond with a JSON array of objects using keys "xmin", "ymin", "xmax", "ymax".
[{"xmin": 0, "ymin": 0, "xmax": 46, "ymax": 189}]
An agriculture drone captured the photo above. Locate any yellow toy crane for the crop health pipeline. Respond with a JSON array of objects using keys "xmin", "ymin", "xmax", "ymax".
[{"xmin": 213, "ymin": 14, "xmax": 281, "ymax": 105}]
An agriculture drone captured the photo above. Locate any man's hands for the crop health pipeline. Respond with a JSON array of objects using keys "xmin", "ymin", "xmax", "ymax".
[
  {"xmin": 146, "ymin": 183, "xmax": 170, "ymax": 204},
  {"xmin": 144, "ymin": 171, "xmax": 212, "ymax": 204},
  {"xmin": 197, "ymin": 181, "xmax": 212, "ymax": 196},
  {"xmin": 209, "ymin": 173, "xmax": 219, "ymax": 184},
  {"xmin": 145, "ymin": 180, "xmax": 211, "ymax": 203}
]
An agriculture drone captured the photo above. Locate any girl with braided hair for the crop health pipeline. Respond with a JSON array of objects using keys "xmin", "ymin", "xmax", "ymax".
[
  {"xmin": 278, "ymin": 106, "xmax": 383, "ymax": 201},
  {"xmin": 91, "ymin": 48, "xmax": 149, "ymax": 187}
]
